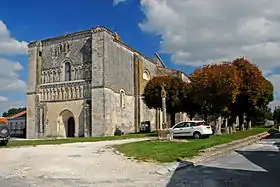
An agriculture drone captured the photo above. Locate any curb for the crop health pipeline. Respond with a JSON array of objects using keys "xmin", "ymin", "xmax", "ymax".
[{"xmin": 174, "ymin": 131, "xmax": 269, "ymax": 171}]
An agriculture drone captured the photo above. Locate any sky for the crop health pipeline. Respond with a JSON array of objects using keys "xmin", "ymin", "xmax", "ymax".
[{"xmin": 0, "ymin": 0, "xmax": 280, "ymax": 114}]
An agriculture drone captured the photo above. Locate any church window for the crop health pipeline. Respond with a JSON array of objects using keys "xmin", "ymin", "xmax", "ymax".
[
  {"xmin": 120, "ymin": 89, "xmax": 125, "ymax": 108},
  {"xmin": 143, "ymin": 70, "xmax": 150, "ymax": 81},
  {"xmin": 63, "ymin": 43, "xmax": 67, "ymax": 52},
  {"xmin": 65, "ymin": 62, "xmax": 71, "ymax": 81}
]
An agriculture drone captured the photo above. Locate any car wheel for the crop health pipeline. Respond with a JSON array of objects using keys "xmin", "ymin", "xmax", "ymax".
[{"xmin": 193, "ymin": 132, "xmax": 201, "ymax": 139}]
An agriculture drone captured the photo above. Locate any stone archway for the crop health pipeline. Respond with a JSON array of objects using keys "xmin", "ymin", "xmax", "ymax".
[{"xmin": 59, "ymin": 110, "xmax": 76, "ymax": 137}]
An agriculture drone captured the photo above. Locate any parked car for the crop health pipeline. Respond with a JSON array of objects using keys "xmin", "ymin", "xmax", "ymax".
[
  {"xmin": 0, "ymin": 117, "xmax": 10, "ymax": 146},
  {"xmin": 171, "ymin": 120, "xmax": 213, "ymax": 139}
]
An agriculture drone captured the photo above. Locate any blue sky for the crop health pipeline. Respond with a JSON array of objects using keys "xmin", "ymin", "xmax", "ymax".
[{"xmin": 0, "ymin": 0, "xmax": 280, "ymax": 114}]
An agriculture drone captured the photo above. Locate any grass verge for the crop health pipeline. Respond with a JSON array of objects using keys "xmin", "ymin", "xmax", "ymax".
[
  {"xmin": 2, "ymin": 132, "xmax": 157, "ymax": 148},
  {"xmin": 114, "ymin": 127, "xmax": 269, "ymax": 163}
]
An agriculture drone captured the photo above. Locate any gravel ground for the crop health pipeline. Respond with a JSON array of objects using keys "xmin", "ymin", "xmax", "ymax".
[
  {"xmin": 1, "ymin": 135, "xmax": 279, "ymax": 187},
  {"xmin": 0, "ymin": 138, "xmax": 172, "ymax": 187}
]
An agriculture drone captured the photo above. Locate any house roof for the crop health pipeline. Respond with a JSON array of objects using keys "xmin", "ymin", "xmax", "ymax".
[{"xmin": 6, "ymin": 110, "xmax": 27, "ymax": 120}]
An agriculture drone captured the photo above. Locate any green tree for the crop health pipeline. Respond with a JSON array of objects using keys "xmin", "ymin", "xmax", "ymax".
[
  {"xmin": 2, "ymin": 107, "xmax": 26, "ymax": 117},
  {"xmin": 142, "ymin": 75, "xmax": 185, "ymax": 126},
  {"xmin": 273, "ymin": 106, "xmax": 280, "ymax": 124}
]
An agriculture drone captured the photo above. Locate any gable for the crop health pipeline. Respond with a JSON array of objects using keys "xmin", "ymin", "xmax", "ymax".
[{"xmin": 152, "ymin": 53, "xmax": 166, "ymax": 68}]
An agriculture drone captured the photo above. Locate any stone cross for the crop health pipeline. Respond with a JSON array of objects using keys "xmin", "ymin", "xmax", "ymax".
[{"xmin": 161, "ymin": 85, "xmax": 167, "ymax": 130}]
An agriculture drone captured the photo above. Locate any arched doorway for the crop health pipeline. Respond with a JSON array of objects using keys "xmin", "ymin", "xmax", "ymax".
[
  {"xmin": 67, "ymin": 117, "xmax": 75, "ymax": 137},
  {"xmin": 58, "ymin": 110, "xmax": 76, "ymax": 138}
]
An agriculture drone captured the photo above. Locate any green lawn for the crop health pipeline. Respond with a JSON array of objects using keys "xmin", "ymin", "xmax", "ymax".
[
  {"xmin": 114, "ymin": 127, "xmax": 269, "ymax": 163},
  {"xmin": 2, "ymin": 132, "xmax": 157, "ymax": 148}
]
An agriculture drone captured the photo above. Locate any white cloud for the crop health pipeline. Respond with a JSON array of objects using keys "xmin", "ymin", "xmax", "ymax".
[
  {"xmin": 266, "ymin": 74, "xmax": 280, "ymax": 107},
  {"xmin": 0, "ymin": 96, "xmax": 8, "ymax": 102},
  {"xmin": 0, "ymin": 97, "xmax": 25, "ymax": 115},
  {"xmin": 0, "ymin": 20, "xmax": 28, "ymax": 55},
  {"xmin": 113, "ymin": 0, "xmax": 128, "ymax": 6},
  {"xmin": 115, "ymin": 0, "xmax": 280, "ymax": 108},
  {"xmin": 269, "ymin": 100, "xmax": 280, "ymax": 110},
  {"xmin": 135, "ymin": 0, "xmax": 280, "ymax": 74},
  {"xmin": 0, "ymin": 58, "xmax": 26, "ymax": 92}
]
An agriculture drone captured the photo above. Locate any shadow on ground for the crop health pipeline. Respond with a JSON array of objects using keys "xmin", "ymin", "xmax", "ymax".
[{"xmin": 166, "ymin": 133, "xmax": 280, "ymax": 187}]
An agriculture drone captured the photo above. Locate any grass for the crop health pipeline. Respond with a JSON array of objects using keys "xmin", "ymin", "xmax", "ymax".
[
  {"xmin": 2, "ymin": 132, "xmax": 157, "ymax": 148},
  {"xmin": 114, "ymin": 127, "xmax": 269, "ymax": 163}
]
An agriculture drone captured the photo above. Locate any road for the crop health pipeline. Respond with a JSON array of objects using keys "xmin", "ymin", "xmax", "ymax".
[
  {"xmin": 0, "ymin": 134, "xmax": 279, "ymax": 187},
  {"xmin": 167, "ymin": 133, "xmax": 280, "ymax": 187}
]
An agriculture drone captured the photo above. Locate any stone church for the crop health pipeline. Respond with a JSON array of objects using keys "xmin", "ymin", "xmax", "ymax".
[{"xmin": 26, "ymin": 26, "xmax": 189, "ymax": 139}]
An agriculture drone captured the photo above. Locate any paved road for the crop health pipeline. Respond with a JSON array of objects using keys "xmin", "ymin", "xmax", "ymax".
[
  {"xmin": 167, "ymin": 133, "xmax": 280, "ymax": 187},
  {"xmin": 0, "ymin": 134, "xmax": 280, "ymax": 187}
]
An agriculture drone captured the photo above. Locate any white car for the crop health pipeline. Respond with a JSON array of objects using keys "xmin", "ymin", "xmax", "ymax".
[{"xmin": 171, "ymin": 120, "xmax": 213, "ymax": 139}]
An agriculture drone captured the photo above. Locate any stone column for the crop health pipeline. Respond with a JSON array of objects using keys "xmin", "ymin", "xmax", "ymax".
[
  {"xmin": 161, "ymin": 85, "xmax": 167, "ymax": 130},
  {"xmin": 83, "ymin": 102, "xmax": 90, "ymax": 137},
  {"xmin": 39, "ymin": 106, "xmax": 44, "ymax": 137}
]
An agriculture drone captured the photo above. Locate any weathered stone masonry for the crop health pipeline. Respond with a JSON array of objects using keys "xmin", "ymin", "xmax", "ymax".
[{"xmin": 26, "ymin": 26, "xmax": 189, "ymax": 139}]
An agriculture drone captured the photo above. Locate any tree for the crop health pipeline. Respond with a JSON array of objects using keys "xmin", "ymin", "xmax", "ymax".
[
  {"xmin": 229, "ymin": 57, "xmax": 266, "ymax": 131},
  {"xmin": 273, "ymin": 106, "xmax": 280, "ymax": 125},
  {"xmin": 180, "ymin": 82, "xmax": 200, "ymax": 120},
  {"xmin": 142, "ymin": 75, "xmax": 185, "ymax": 126},
  {"xmin": 188, "ymin": 63, "xmax": 241, "ymax": 122},
  {"xmin": 2, "ymin": 107, "xmax": 26, "ymax": 117},
  {"xmin": 251, "ymin": 106, "xmax": 273, "ymax": 124}
]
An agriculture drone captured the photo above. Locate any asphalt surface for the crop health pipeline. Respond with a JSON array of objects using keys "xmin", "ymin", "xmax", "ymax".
[
  {"xmin": 167, "ymin": 133, "xmax": 280, "ymax": 187},
  {"xmin": 0, "ymin": 133, "xmax": 280, "ymax": 187}
]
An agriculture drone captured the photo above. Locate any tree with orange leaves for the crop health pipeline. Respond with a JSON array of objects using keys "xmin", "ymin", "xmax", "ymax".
[
  {"xmin": 188, "ymin": 62, "xmax": 241, "ymax": 134},
  {"xmin": 229, "ymin": 57, "xmax": 269, "ymax": 131}
]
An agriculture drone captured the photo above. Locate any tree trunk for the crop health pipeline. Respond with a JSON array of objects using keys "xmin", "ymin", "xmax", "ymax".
[
  {"xmin": 228, "ymin": 117, "xmax": 233, "ymax": 134},
  {"xmin": 247, "ymin": 120, "xmax": 252, "ymax": 130},
  {"xmin": 190, "ymin": 113, "xmax": 195, "ymax": 121},
  {"xmin": 229, "ymin": 126, "xmax": 233, "ymax": 134},
  {"xmin": 203, "ymin": 113, "xmax": 208, "ymax": 122},
  {"xmin": 239, "ymin": 114, "xmax": 245, "ymax": 131},
  {"xmin": 224, "ymin": 118, "xmax": 229, "ymax": 134},
  {"xmin": 170, "ymin": 112, "xmax": 176, "ymax": 128},
  {"xmin": 215, "ymin": 116, "xmax": 222, "ymax": 135}
]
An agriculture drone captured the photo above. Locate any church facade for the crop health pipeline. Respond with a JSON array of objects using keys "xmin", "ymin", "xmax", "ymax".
[{"xmin": 26, "ymin": 26, "xmax": 189, "ymax": 139}]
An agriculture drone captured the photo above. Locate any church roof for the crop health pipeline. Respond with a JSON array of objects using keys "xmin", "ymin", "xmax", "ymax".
[{"xmin": 6, "ymin": 110, "xmax": 27, "ymax": 120}]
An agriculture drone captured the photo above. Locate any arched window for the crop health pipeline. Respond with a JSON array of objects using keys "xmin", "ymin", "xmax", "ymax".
[
  {"xmin": 120, "ymin": 89, "xmax": 125, "ymax": 108},
  {"xmin": 143, "ymin": 70, "xmax": 150, "ymax": 81},
  {"xmin": 65, "ymin": 62, "xmax": 71, "ymax": 81}
]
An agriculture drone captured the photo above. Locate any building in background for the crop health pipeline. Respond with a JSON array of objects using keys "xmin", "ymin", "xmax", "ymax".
[
  {"xmin": 7, "ymin": 110, "xmax": 27, "ymax": 138},
  {"xmin": 26, "ymin": 26, "xmax": 190, "ymax": 139}
]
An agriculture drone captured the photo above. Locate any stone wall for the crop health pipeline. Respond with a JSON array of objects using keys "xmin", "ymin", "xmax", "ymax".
[
  {"xmin": 27, "ymin": 26, "xmax": 185, "ymax": 138},
  {"xmin": 41, "ymin": 34, "xmax": 92, "ymax": 83},
  {"xmin": 104, "ymin": 88, "xmax": 135, "ymax": 135},
  {"xmin": 43, "ymin": 100, "xmax": 84, "ymax": 137},
  {"xmin": 139, "ymin": 57, "xmax": 158, "ymax": 130},
  {"xmin": 103, "ymin": 33, "xmax": 134, "ymax": 95},
  {"xmin": 26, "ymin": 42, "xmax": 40, "ymax": 139},
  {"xmin": 102, "ymin": 32, "xmax": 135, "ymax": 134}
]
